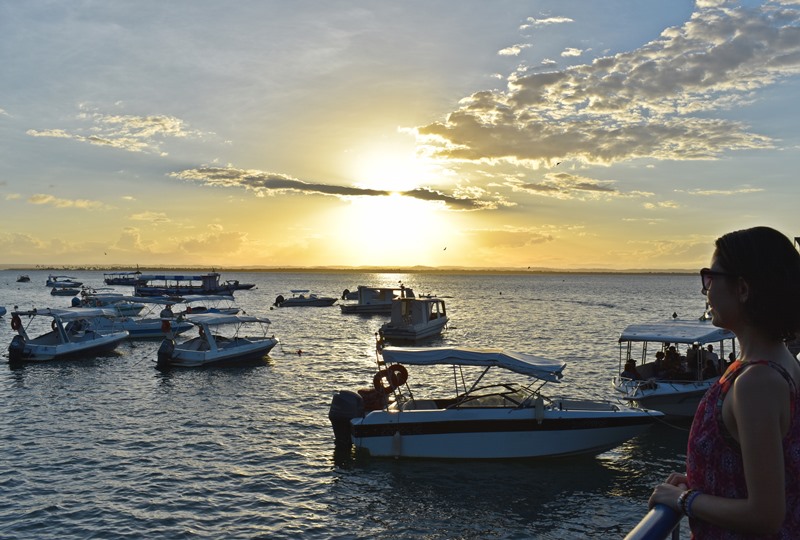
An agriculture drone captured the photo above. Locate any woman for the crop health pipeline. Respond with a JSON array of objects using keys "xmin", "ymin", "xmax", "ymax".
[{"xmin": 649, "ymin": 226, "xmax": 800, "ymax": 538}]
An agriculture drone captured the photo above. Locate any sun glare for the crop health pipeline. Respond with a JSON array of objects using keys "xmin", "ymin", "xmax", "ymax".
[
  {"xmin": 335, "ymin": 194, "xmax": 453, "ymax": 266},
  {"xmin": 352, "ymin": 148, "xmax": 442, "ymax": 193}
]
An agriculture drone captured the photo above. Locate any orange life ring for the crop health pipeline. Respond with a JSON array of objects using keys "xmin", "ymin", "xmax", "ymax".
[
  {"xmin": 373, "ymin": 364, "xmax": 409, "ymax": 394},
  {"xmin": 161, "ymin": 320, "xmax": 171, "ymax": 333},
  {"xmin": 10, "ymin": 314, "xmax": 22, "ymax": 331}
]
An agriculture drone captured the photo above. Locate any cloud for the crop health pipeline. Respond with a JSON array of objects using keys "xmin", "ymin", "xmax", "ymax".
[
  {"xmin": 520, "ymin": 16, "xmax": 574, "ymax": 31},
  {"xmin": 178, "ymin": 230, "xmax": 247, "ymax": 255},
  {"xmin": 499, "ymin": 43, "xmax": 532, "ymax": 56},
  {"xmin": 27, "ymin": 109, "xmax": 203, "ymax": 155},
  {"xmin": 129, "ymin": 211, "xmax": 171, "ymax": 223},
  {"xmin": 170, "ymin": 166, "xmax": 489, "ymax": 210},
  {"xmin": 674, "ymin": 187, "xmax": 765, "ymax": 196},
  {"xmin": 27, "ymin": 194, "xmax": 109, "ymax": 210},
  {"xmin": 561, "ymin": 48, "xmax": 583, "ymax": 57},
  {"xmin": 416, "ymin": 3, "xmax": 795, "ymax": 168},
  {"xmin": 514, "ymin": 172, "xmax": 637, "ymax": 200}
]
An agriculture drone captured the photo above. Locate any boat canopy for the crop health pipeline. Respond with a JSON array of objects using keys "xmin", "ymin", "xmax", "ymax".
[
  {"xmin": 184, "ymin": 313, "xmax": 271, "ymax": 326},
  {"xmin": 13, "ymin": 307, "xmax": 118, "ymax": 321},
  {"xmin": 618, "ymin": 319, "xmax": 735, "ymax": 344},
  {"xmin": 138, "ymin": 274, "xmax": 217, "ymax": 281},
  {"xmin": 381, "ymin": 346, "xmax": 565, "ymax": 382},
  {"xmin": 178, "ymin": 294, "xmax": 235, "ymax": 303}
]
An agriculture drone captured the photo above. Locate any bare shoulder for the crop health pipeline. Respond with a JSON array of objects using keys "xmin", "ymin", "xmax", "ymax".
[{"xmin": 735, "ymin": 357, "xmax": 796, "ymax": 399}]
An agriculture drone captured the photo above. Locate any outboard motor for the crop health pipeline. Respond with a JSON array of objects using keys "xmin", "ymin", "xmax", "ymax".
[
  {"xmin": 156, "ymin": 339, "xmax": 175, "ymax": 369},
  {"xmin": 71, "ymin": 297, "xmax": 81, "ymax": 307},
  {"xmin": 328, "ymin": 390, "xmax": 364, "ymax": 447},
  {"xmin": 273, "ymin": 295, "xmax": 285, "ymax": 307},
  {"xmin": 8, "ymin": 335, "xmax": 27, "ymax": 364}
]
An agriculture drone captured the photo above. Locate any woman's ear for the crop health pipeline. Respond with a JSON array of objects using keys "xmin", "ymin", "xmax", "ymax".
[{"xmin": 737, "ymin": 276, "xmax": 750, "ymax": 303}]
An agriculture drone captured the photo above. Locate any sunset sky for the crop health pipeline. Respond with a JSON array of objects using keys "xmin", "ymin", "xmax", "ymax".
[{"xmin": 1, "ymin": 0, "xmax": 798, "ymax": 270}]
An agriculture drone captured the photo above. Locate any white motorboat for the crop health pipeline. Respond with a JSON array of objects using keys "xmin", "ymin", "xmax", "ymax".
[
  {"xmin": 339, "ymin": 285, "xmax": 412, "ymax": 314},
  {"xmin": 46, "ymin": 274, "xmax": 83, "ymax": 288},
  {"xmin": 378, "ymin": 296, "xmax": 448, "ymax": 342},
  {"xmin": 612, "ymin": 318, "xmax": 738, "ymax": 418},
  {"xmin": 156, "ymin": 313, "xmax": 279, "ymax": 368},
  {"xmin": 50, "ymin": 285, "xmax": 82, "ymax": 296},
  {"xmin": 73, "ymin": 291, "xmax": 146, "ymax": 316},
  {"xmin": 273, "ymin": 290, "xmax": 337, "ymax": 307},
  {"xmin": 329, "ymin": 346, "xmax": 662, "ymax": 459},
  {"xmin": 8, "ymin": 308, "xmax": 129, "ymax": 363},
  {"xmin": 85, "ymin": 296, "xmax": 193, "ymax": 339},
  {"xmin": 175, "ymin": 294, "xmax": 241, "ymax": 316}
]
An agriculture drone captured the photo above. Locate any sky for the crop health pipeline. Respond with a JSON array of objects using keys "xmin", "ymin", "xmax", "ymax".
[{"xmin": 1, "ymin": 0, "xmax": 799, "ymax": 270}]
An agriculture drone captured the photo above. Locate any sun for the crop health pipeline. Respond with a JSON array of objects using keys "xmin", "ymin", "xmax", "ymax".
[
  {"xmin": 333, "ymin": 194, "xmax": 454, "ymax": 267},
  {"xmin": 351, "ymin": 146, "xmax": 443, "ymax": 193}
]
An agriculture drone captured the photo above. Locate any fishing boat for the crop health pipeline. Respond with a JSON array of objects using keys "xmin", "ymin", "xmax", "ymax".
[
  {"xmin": 273, "ymin": 290, "xmax": 337, "ymax": 307},
  {"xmin": 329, "ymin": 345, "xmax": 663, "ymax": 459},
  {"xmin": 8, "ymin": 308, "xmax": 128, "ymax": 363},
  {"xmin": 378, "ymin": 296, "xmax": 448, "ymax": 342},
  {"xmin": 339, "ymin": 285, "xmax": 412, "ymax": 315},
  {"xmin": 156, "ymin": 313, "xmax": 278, "ymax": 368},
  {"xmin": 133, "ymin": 273, "xmax": 255, "ymax": 297},
  {"xmin": 611, "ymin": 317, "xmax": 738, "ymax": 418}
]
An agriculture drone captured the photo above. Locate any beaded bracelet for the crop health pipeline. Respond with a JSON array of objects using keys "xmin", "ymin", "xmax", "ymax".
[
  {"xmin": 685, "ymin": 489, "xmax": 702, "ymax": 518},
  {"xmin": 677, "ymin": 489, "xmax": 691, "ymax": 515}
]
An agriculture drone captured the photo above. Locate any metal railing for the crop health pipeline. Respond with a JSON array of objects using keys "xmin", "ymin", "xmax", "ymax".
[{"xmin": 624, "ymin": 504, "xmax": 682, "ymax": 540}]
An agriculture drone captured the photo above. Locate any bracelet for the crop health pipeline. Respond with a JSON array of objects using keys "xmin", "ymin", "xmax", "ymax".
[
  {"xmin": 677, "ymin": 489, "xmax": 691, "ymax": 515},
  {"xmin": 685, "ymin": 489, "xmax": 702, "ymax": 518}
]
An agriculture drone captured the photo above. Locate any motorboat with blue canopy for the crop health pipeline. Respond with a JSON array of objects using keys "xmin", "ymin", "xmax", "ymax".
[
  {"xmin": 156, "ymin": 312, "xmax": 278, "ymax": 368},
  {"xmin": 329, "ymin": 345, "xmax": 662, "ymax": 459},
  {"xmin": 8, "ymin": 307, "xmax": 128, "ymax": 363},
  {"xmin": 612, "ymin": 317, "xmax": 738, "ymax": 418}
]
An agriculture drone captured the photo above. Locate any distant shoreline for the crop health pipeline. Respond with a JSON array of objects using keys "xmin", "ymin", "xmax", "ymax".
[{"xmin": 2, "ymin": 265, "xmax": 695, "ymax": 275}]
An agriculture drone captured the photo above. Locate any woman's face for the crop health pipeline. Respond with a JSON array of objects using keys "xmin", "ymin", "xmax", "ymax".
[{"xmin": 705, "ymin": 254, "xmax": 740, "ymax": 330}]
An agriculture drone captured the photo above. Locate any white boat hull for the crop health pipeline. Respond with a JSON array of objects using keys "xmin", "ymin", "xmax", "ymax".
[
  {"xmin": 350, "ymin": 405, "xmax": 658, "ymax": 459},
  {"xmin": 158, "ymin": 337, "xmax": 279, "ymax": 367},
  {"xmin": 613, "ymin": 377, "xmax": 715, "ymax": 418},
  {"xmin": 9, "ymin": 331, "xmax": 128, "ymax": 363}
]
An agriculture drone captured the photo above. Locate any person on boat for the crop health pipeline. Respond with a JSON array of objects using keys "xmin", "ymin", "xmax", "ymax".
[
  {"xmin": 701, "ymin": 356, "xmax": 719, "ymax": 380},
  {"xmin": 653, "ymin": 350, "xmax": 666, "ymax": 376},
  {"xmin": 705, "ymin": 344, "xmax": 722, "ymax": 373},
  {"xmin": 649, "ymin": 226, "xmax": 800, "ymax": 537},
  {"xmin": 662, "ymin": 346, "xmax": 685, "ymax": 380},
  {"xmin": 159, "ymin": 304, "xmax": 174, "ymax": 319},
  {"xmin": 620, "ymin": 359, "xmax": 643, "ymax": 380}
]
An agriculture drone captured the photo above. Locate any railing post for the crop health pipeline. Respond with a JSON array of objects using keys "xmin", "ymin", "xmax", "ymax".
[{"xmin": 624, "ymin": 504, "xmax": 682, "ymax": 540}]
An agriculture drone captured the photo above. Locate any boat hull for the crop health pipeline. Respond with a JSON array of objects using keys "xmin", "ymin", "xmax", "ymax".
[
  {"xmin": 350, "ymin": 407, "xmax": 658, "ymax": 459},
  {"xmin": 158, "ymin": 337, "xmax": 279, "ymax": 368},
  {"xmin": 340, "ymin": 303, "xmax": 392, "ymax": 314},
  {"xmin": 380, "ymin": 317, "xmax": 448, "ymax": 342},
  {"xmin": 8, "ymin": 332, "xmax": 128, "ymax": 363},
  {"xmin": 613, "ymin": 377, "xmax": 714, "ymax": 418}
]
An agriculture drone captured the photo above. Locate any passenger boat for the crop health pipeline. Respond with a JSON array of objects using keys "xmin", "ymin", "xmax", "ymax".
[
  {"xmin": 329, "ymin": 345, "xmax": 663, "ymax": 459},
  {"xmin": 156, "ymin": 313, "xmax": 278, "ymax": 368},
  {"xmin": 133, "ymin": 273, "xmax": 255, "ymax": 297},
  {"xmin": 103, "ymin": 270, "xmax": 143, "ymax": 286},
  {"xmin": 378, "ymin": 296, "xmax": 448, "ymax": 342},
  {"xmin": 73, "ymin": 291, "xmax": 146, "ymax": 316},
  {"xmin": 175, "ymin": 294, "xmax": 240, "ymax": 316},
  {"xmin": 339, "ymin": 285, "xmax": 412, "ymax": 314},
  {"xmin": 273, "ymin": 290, "xmax": 337, "ymax": 307},
  {"xmin": 611, "ymin": 317, "xmax": 738, "ymax": 418},
  {"xmin": 8, "ymin": 308, "xmax": 128, "ymax": 363}
]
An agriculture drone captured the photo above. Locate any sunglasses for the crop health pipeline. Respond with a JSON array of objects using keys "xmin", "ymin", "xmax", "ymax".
[{"xmin": 700, "ymin": 268, "xmax": 738, "ymax": 295}]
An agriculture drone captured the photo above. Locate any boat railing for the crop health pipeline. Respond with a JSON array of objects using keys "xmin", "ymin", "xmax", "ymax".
[{"xmin": 624, "ymin": 504, "xmax": 682, "ymax": 540}]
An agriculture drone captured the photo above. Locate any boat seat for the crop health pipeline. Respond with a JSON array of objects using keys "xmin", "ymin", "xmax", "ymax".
[{"xmin": 402, "ymin": 399, "xmax": 439, "ymax": 410}]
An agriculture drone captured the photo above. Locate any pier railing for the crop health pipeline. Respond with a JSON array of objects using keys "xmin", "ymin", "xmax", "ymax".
[{"xmin": 624, "ymin": 504, "xmax": 682, "ymax": 540}]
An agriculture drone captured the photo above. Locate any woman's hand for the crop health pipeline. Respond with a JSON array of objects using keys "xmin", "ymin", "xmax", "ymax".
[{"xmin": 648, "ymin": 473, "xmax": 688, "ymax": 511}]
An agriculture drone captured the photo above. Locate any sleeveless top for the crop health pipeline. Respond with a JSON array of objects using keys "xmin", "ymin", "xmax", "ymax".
[{"xmin": 686, "ymin": 360, "xmax": 800, "ymax": 539}]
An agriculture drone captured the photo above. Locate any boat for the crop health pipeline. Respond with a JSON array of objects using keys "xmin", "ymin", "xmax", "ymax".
[
  {"xmin": 103, "ymin": 270, "xmax": 143, "ymax": 286},
  {"xmin": 16, "ymin": 275, "xmax": 30, "ymax": 283},
  {"xmin": 133, "ymin": 273, "xmax": 255, "ymax": 296},
  {"xmin": 329, "ymin": 345, "xmax": 663, "ymax": 459},
  {"xmin": 50, "ymin": 285, "xmax": 81, "ymax": 296},
  {"xmin": 339, "ymin": 285, "xmax": 413, "ymax": 314},
  {"xmin": 175, "ymin": 294, "xmax": 241, "ymax": 316},
  {"xmin": 273, "ymin": 290, "xmax": 337, "ymax": 307},
  {"xmin": 156, "ymin": 313, "xmax": 279, "ymax": 368},
  {"xmin": 84, "ymin": 296, "xmax": 193, "ymax": 339},
  {"xmin": 611, "ymin": 317, "xmax": 738, "ymax": 418},
  {"xmin": 8, "ymin": 308, "xmax": 129, "ymax": 363},
  {"xmin": 73, "ymin": 290, "xmax": 146, "ymax": 316},
  {"xmin": 45, "ymin": 274, "xmax": 83, "ymax": 287},
  {"xmin": 378, "ymin": 296, "xmax": 448, "ymax": 342}
]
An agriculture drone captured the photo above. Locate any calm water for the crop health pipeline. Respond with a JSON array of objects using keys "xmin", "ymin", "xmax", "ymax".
[{"xmin": 0, "ymin": 270, "xmax": 703, "ymax": 539}]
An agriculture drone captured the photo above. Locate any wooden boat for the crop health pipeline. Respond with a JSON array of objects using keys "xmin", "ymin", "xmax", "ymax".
[{"xmin": 134, "ymin": 273, "xmax": 255, "ymax": 297}]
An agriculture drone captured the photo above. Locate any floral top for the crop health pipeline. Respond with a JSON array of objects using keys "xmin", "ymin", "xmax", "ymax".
[{"xmin": 686, "ymin": 360, "xmax": 800, "ymax": 539}]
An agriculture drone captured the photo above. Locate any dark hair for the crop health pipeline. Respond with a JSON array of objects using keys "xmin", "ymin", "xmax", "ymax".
[{"xmin": 714, "ymin": 226, "xmax": 800, "ymax": 341}]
